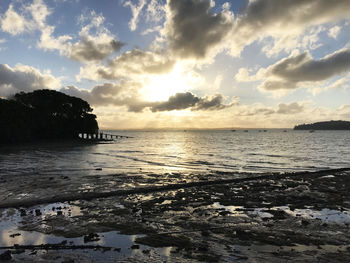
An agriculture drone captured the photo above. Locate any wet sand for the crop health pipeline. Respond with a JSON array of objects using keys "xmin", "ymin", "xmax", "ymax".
[{"xmin": 1, "ymin": 168, "xmax": 350, "ymax": 262}]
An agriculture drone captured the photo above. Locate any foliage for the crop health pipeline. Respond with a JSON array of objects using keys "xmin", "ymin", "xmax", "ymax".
[
  {"xmin": 0, "ymin": 89, "xmax": 98, "ymax": 143},
  {"xmin": 294, "ymin": 120, "xmax": 350, "ymax": 130}
]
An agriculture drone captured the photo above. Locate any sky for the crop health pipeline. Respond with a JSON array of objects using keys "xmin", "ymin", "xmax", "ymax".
[{"xmin": 0, "ymin": 0, "xmax": 350, "ymax": 129}]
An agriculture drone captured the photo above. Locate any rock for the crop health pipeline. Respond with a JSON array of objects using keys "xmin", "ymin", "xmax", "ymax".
[
  {"xmin": 131, "ymin": 244, "xmax": 140, "ymax": 249},
  {"xmin": 19, "ymin": 209, "xmax": 26, "ymax": 217},
  {"xmin": 57, "ymin": 211, "xmax": 63, "ymax": 216},
  {"xmin": 9, "ymin": 233, "xmax": 21, "ymax": 238},
  {"xmin": 219, "ymin": 210, "xmax": 231, "ymax": 216},
  {"xmin": 0, "ymin": 250, "xmax": 12, "ymax": 261},
  {"xmin": 83, "ymin": 233, "xmax": 100, "ymax": 243},
  {"xmin": 35, "ymin": 209, "xmax": 42, "ymax": 216},
  {"xmin": 301, "ymin": 219, "xmax": 310, "ymax": 226},
  {"xmin": 11, "ymin": 249, "xmax": 25, "ymax": 254}
]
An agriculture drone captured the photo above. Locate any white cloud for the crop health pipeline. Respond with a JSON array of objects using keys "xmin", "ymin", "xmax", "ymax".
[
  {"xmin": 0, "ymin": 2, "xmax": 122, "ymax": 63},
  {"xmin": 146, "ymin": 0, "xmax": 165, "ymax": 23},
  {"xmin": 0, "ymin": 4, "xmax": 34, "ymax": 35},
  {"xmin": 328, "ymin": 25, "xmax": 341, "ymax": 39},
  {"xmin": 0, "ymin": 64, "xmax": 61, "ymax": 97},
  {"xmin": 123, "ymin": 0, "xmax": 147, "ymax": 31}
]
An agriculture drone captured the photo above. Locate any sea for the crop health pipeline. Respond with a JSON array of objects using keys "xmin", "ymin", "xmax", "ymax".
[{"xmin": 1, "ymin": 129, "xmax": 349, "ymax": 176}]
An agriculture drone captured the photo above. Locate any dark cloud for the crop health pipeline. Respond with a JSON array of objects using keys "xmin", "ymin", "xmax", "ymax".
[
  {"xmin": 0, "ymin": 64, "xmax": 59, "ymax": 97},
  {"xmin": 151, "ymin": 92, "xmax": 199, "ymax": 112},
  {"xmin": 164, "ymin": 0, "xmax": 233, "ymax": 59},
  {"xmin": 192, "ymin": 94, "xmax": 227, "ymax": 111},
  {"xmin": 69, "ymin": 37, "xmax": 124, "ymax": 62},
  {"xmin": 151, "ymin": 92, "xmax": 232, "ymax": 112},
  {"xmin": 272, "ymin": 49, "xmax": 350, "ymax": 82},
  {"xmin": 260, "ymin": 48, "xmax": 350, "ymax": 91}
]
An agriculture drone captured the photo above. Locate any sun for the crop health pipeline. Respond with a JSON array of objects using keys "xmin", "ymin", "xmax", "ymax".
[{"xmin": 140, "ymin": 64, "xmax": 203, "ymax": 102}]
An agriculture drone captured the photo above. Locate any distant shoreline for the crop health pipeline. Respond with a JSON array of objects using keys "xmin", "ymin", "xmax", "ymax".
[{"xmin": 294, "ymin": 120, "xmax": 350, "ymax": 130}]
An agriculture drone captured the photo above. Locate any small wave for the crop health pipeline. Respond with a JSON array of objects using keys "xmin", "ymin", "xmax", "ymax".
[
  {"xmin": 187, "ymin": 160, "xmax": 214, "ymax": 166},
  {"xmin": 117, "ymin": 150, "xmax": 143, "ymax": 153}
]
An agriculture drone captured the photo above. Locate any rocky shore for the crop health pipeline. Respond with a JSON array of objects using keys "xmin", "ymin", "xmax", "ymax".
[{"xmin": 1, "ymin": 168, "xmax": 350, "ymax": 262}]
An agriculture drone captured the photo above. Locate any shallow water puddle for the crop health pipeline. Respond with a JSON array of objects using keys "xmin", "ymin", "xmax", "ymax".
[
  {"xmin": 275, "ymin": 206, "xmax": 350, "ymax": 224},
  {"xmin": 212, "ymin": 202, "xmax": 273, "ymax": 218},
  {"xmin": 0, "ymin": 202, "xmax": 171, "ymax": 262}
]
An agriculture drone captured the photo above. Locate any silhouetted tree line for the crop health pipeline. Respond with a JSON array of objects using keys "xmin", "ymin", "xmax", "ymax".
[
  {"xmin": 294, "ymin": 120, "xmax": 350, "ymax": 130},
  {"xmin": 0, "ymin": 89, "xmax": 98, "ymax": 143}
]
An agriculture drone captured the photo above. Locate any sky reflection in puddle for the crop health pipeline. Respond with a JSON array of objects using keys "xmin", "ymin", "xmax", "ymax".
[{"xmin": 0, "ymin": 202, "xmax": 172, "ymax": 262}]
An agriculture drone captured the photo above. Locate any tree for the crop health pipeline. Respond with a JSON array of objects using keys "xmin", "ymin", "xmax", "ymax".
[{"xmin": 0, "ymin": 89, "xmax": 98, "ymax": 143}]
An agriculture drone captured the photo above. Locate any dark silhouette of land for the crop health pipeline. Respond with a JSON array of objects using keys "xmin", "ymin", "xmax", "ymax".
[
  {"xmin": 0, "ymin": 89, "xmax": 98, "ymax": 143},
  {"xmin": 294, "ymin": 120, "xmax": 350, "ymax": 130}
]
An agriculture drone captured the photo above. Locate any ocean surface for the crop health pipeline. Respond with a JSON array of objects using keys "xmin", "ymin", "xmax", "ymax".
[{"xmin": 0, "ymin": 129, "xmax": 349, "ymax": 176}]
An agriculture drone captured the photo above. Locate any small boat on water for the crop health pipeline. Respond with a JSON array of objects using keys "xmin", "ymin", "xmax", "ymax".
[
  {"xmin": 263, "ymin": 130, "xmax": 267, "ymax": 132},
  {"xmin": 244, "ymin": 130, "xmax": 248, "ymax": 132},
  {"xmin": 231, "ymin": 129, "xmax": 236, "ymax": 132},
  {"xmin": 309, "ymin": 130, "xmax": 315, "ymax": 133}
]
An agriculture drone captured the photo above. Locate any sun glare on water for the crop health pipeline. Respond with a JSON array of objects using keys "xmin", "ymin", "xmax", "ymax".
[{"xmin": 140, "ymin": 65, "xmax": 203, "ymax": 102}]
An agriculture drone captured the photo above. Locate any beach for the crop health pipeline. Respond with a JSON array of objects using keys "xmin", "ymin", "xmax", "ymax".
[
  {"xmin": 1, "ymin": 168, "xmax": 350, "ymax": 262},
  {"xmin": 1, "ymin": 130, "xmax": 350, "ymax": 262}
]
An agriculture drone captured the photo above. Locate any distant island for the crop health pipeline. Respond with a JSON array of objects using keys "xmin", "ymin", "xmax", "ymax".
[
  {"xmin": 0, "ymin": 89, "xmax": 98, "ymax": 143},
  {"xmin": 294, "ymin": 120, "xmax": 350, "ymax": 130}
]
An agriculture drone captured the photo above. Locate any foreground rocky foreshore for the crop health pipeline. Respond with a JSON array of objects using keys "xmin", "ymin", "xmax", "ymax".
[{"xmin": 1, "ymin": 168, "xmax": 350, "ymax": 262}]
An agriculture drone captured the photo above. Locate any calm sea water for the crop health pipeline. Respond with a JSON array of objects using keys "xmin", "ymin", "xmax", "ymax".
[{"xmin": 0, "ymin": 129, "xmax": 349, "ymax": 176}]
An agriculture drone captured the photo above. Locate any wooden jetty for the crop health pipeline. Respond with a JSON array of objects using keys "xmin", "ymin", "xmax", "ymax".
[{"xmin": 78, "ymin": 132, "xmax": 132, "ymax": 141}]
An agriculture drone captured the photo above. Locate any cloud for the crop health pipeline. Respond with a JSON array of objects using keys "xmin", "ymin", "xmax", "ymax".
[
  {"xmin": 123, "ymin": 0, "xmax": 147, "ymax": 31},
  {"xmin": 258, "ymin": 48, "xmax": 350, "ymax": 91},
  {"xmin": 0, "ymin": 2, "xmax": 122, "ymax": 63},
  {"xmin": 192, "ymin": 94, "xmax": 230, "ymax": 111},
  {"xmin": 236, "ymin": 102, "xmax": 306, "ymax": 117},
  {"xmin": 0, "ymin": 4, "xmax": 33, "ymax": 35},
  {"xmin": 230, "ymin": 0, "xmax": 350, "ymax": 56},
  {"xmin": 276, "ymin": 102, "xmax": 305, "ymax": 114},
  {"xmin": 235, "ymin": 48, "xmax": 350, "ymax": 93},
  {"xmin": 80, "ymin": 49, "xmax": 175, "ymax": 81},
  {"xmin": 61, "ymin": 84, "xmax": 231, "ymax": 113},
  {"xmin": 146, "ymin": 0, "xmax": 165, "ymax": 23},
  {"xmin": 155, "ymin": 0, "xmax": 350, "ymax": 60},
  {"xmin": 150, "ymin": 92, "xmax": 233, "ymax": 112},
  {"xmin": 0, "ymin": 64, "xmax": 61, "ymax": 97},
  {"xmin": 328, "ymin": 25, "xmax": 341, "ymax": 39},
  {"xmin": 69, "ymin": 36, "xmax": 123, "ymax": 62},
  {"xmin": 150, "ymin": 92, "xmax": 199, "ymax": 112},
  {"xmin": 162, "ymin": 0, "xmax": 234, "ymax": 59}
]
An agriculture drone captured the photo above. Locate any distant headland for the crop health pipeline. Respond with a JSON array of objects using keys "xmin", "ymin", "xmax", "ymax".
[
  {"xmin": 294, "ymin": 120, "xmax": 350, "ymax": 130},
  {"xmin": 0, "ymin": 89, "xmax": 98, "ymax": 143}
]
